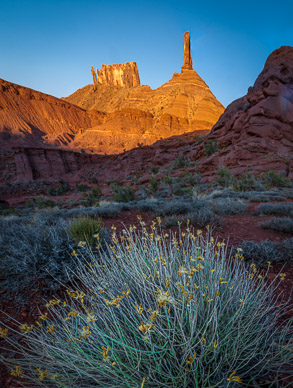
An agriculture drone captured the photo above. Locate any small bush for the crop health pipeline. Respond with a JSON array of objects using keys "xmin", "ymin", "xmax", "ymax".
[
  {"xmin": 150, "ymin": 167, "xmax": 159, "ymax": 174},
  {"xmin": 262, "ymin": 170, "xmax": 292, "ymax": 188},
  {"xmin": 255, "ymin": 202, "xmax": 293, "ymax": 217},
  {"xmin": 149, "ymin": 177, "xmax": 159, "ymax": 193},
  {"xmin": 215, "ymin": 167, "xmax": 237, "ymax": 187},
  {"xmin": 237, "ymin": 173, "xmax": 263, "ymax": 191},
  {"xmin": 155, "ymin": 200, "xmax": 193, "ymax": 216},
  {"xmin": 69, "ymin": 216, "xmax": 104, "ymax": 247},
  {"xmin": 89, "ymin": 187, "xmax": 102, "ymax": 200},
  {"xmin": 111, "ymin": 184, "xmax": 135, "ymax": 203},
  {"xmin": 3, "ymin": 226, "xmax": 292, "ymax": 387},
  {"xmin": 204, "ymin": 139, "xmax": 219, "ymax": 156},
  {"xmin": 172, "ymin": 155, "xmax": 186, "ymax": 168},
  {"xmin": 260, "ymin": 217, "xmax": 293, "ymax": 234},
  {"xmin": 210, "ymin": 198, "xmax": 248, "ymax": 216},
  {"xmin": 76, "ymin": 184, "xmax": 89, "ymax": 192},
  {"xmin": 26, "ymin": 196, "xmax": 56, "ymax": 208}
]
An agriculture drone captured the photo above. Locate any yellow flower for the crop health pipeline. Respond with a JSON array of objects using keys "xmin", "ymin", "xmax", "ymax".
[
  {"xmin": 166, "ymin": 279, "xmax": 170, "ymax": 287},
  {"xmin": 105, "ymin": 295, "xmax": 124, "ymax": 308},
  {"xmin": 36, "ymin": 368, "xmax": 48, "ymax": 381},
  {"xmin": 186, "ymin": 353, "xmax": 196, "ymax": 364},
  {"xmin": 267, "ymin": 261, "xmax": 272, "ymax": 268},
  {"xmin": 197, "ymin": 229, "xmax": 202, "ymax": 236},
  {"xmin": 227, "ymin": 371, "xmax": 242, "ymax": 382},
  {"xmin": 214, "ymin": 339, "xmax": 218, "ymax": 350},
  {"xmin": 0, "ymin": 327, "xmax": 8, "ymax": 338},
  {"xmin": 149, "ymin": 310, "xmax": 159, "ymax": 322},
  {"xmin": 112, "ymin": 362, "xmax": 117, "ymax": 367},
  {"xmin": 46, "ymin": 324, "xmax": 55, "ymax": 334},
  {"xmin": 71, "ymin": 250, "xmax": 78, "ymax": 257},
  {"xmin": 46, "ymin": 299, "xmax": 60, "ymax": 308},
  {"xmin": 201, "ymin": 335, "xmax": 207, "ymax": 345},
  {"xmin": 184, "ymin": 293, "xmax": 193, "ymax": 302},
  {"xmin": 280, "ymin": 273, "xmax": 286, "ymax": 281},
  {"xmin": 65, "ymin": 309, "xmax": 79, "ymax": 321},
  {"xmin": 40, "ymin": 312, "xmax": 48, "ymax": 321},
  {"xmin": 86, "ymin": 313, "xmax": 98, "ymax": 323},
  {"xmin": 258, "ymin": 275, "xmax": 263, "ymax": 279},
  {"xmin": 100, "ymin": 345, "xmax": 110, "ymax": 361},
  {"xmin": 134, "ymin": 302, "xmax": 144, "ymax": 315},
  {"xmin": 20, "ymin": 324, "xmax": 34, "ymax": 334},
  {"xmin": 239, "ymin": 299, "xmax": 245, "ymax": 307},
  {"xmin": 138, "ymin": 321, "xmax": 154, "ymax": 334},
  {"xmin": 10, "ymin": 366, "xmax": 23, "ymax": 378},
  {"xmin": 78, "ymin": 241, "xmax": 86, "ymax": 248},
  {"xmin": 157, "ymin": 290, "xmax": 174, "ymax": 307},
  {"xmin": 79, "ymin": 325, "xmax": 92, "ymax": 338}
]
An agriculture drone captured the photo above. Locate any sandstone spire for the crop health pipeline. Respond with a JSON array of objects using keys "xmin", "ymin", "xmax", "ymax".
[
  {"xmin": 91, "ymin": 66, "xmax": 98, "ymax": 85},
  {"xmin": 181, "ymin": 31, "xmax": 193, "ymax": 71}
]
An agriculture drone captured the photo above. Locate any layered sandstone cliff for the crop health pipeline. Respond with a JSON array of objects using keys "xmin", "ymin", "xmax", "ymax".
[{"xmin": 191, "ymin": 46, "xmax": 293, "ymax": 179}]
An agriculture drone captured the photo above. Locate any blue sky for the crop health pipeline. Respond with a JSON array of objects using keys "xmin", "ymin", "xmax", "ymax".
[{"xmin": 0, "ymin": 0, "xmax": 292, "ymax": 106}]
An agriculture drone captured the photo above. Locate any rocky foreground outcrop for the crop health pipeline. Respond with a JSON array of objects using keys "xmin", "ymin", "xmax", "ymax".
[{"xmin": 191, "ymin": 46, "xmax": 293, "ymax": 179}]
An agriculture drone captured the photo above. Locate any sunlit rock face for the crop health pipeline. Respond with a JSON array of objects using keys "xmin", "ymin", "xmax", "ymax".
[
  {"xmin": 190, "ymin": 46, "xmax": 293, "ymax": 180},
  {"xmin": 95, "ymin": 62, "xmax": 141, "ymax": 88},
  {"xmin": 64, "ymin": 32, "xmax": 224, "ymax": 154}
]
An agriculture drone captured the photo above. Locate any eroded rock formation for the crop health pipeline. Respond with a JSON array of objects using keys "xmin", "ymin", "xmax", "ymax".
[
  {"xmin": 191, "ymin": 46, "xmax": 293, "ymax": 179},
  {"xmin": 182, "ymin": 31, "xmax": 193, "ymax": 71},
  {"xmin": 64, "ymin": 32, "xmax": 224, "ymax": 153},
  {"xmin": 91, "ymin": 66, "xmax": 97, "ymax": 85},
  {"xmin": 93, "ymin": 62, "xmax": 141, "ymax": 88}
]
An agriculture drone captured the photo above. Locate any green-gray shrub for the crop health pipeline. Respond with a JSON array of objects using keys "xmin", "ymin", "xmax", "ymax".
[
  {"xmin": 260, "ymin": 217, "xmax": 293, "ymax": 234},
  {"xmin": 2, "ymin": 227, "xmax": 292, "ymax": 387}
]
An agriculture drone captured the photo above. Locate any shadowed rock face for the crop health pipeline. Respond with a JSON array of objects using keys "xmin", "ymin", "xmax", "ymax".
[{"xmin": 191, "ymin": 46, "xmax": 293, "ymax": 179}]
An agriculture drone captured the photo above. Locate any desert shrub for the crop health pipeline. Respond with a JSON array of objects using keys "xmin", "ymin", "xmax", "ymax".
[
  {"xmin": 149, "ymin": 177, "xmax": 159, "ymax": 193},
  {"xmin": 210, "ymin": 198, "xmax": 248, "ymax": 216},
  {"xmin": 134, "ymin": 199, "xmax": 160, "ymax": 213},
  {"xmin": 262, "ymin": 170, "xmax": 292, "ymax": 188},
  {"xmin": 255, "ymin": 202, "xmax": 293, "ymax": 217},
  {"xmin": 111, "ymin": 184, "xmax": 135, "ymax": 203},
  {"xmin": 238, "ymin": 191, "xmax": 286, "ymax": 202},
  {"xmin": 163, "ymin": 207, "xmax": 220, "ymax": 228},
  {"xmin": 155, "ymin": 200, "xmax": 193, "ymax": 216},
  {"xmin": 238, "ymin": 240, "xmax": 283, "ymax": 265},
  {"xmin": 2, "ymin": 226, "xmax": 292, "ymax": 387},
  {"xmin": 69, "ymin": 216, "xmax": 104, "ymax": 247},
  {"xmin": 76, "ymin": 184, "xmax": 89, "ymax": 192},
  {"xmin": 26, "ymin": 196, "xmax": 56, "ymax": 208},
  {"xmin": 215, "ymin": 167, "xmax": 237, "ymax": 187},
  {"xmin": 150, "ymin": 167, "xmax": 159, "ymax": 174},
  {"xmin": 204, "ymin": 139, "xmax": 219, "ymax": 156},
  {"xmin": 237, "ymin": 173, "xmax": 263, "ymax": 191},
  {"xmin": 238, "ymin": 238, "xmax": 293, "ymax": 265},
  {"xmin": 172, "ymin": 154, "xmax": 186, "ymax": 168},
  {"xmin": 0, "ymin": 219, "xmax": 73, "ymax": 294},
  {"xmin": 260, "ymin": 217, "xmax": 293, "ymax": 234},
  {"xmin": 89, "ymin": 186, "xmax": 102, "ymax": 200}
]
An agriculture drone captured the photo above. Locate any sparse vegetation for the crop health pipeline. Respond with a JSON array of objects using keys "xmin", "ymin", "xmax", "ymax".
[
  {"xmin": 215, "ymin": 166, "xmax": 237, "ymax": 187},
  {"xmin": 262, "ymin": 170, "xmax": 292, "ymax": 188},
  {"xmin": 260, "ymin": 217, "xmax": 293, "ymax": 234},
  {"xmin": 111, "ymin": 184, "xmax": 135, "ymax": 203},
  {"xmin": 255, "ymin": 202, "xmax": 293, "ymax": 217},
  {"xmin": 204, "ymin": 139, "xmax": 219, "ymax": 156}
]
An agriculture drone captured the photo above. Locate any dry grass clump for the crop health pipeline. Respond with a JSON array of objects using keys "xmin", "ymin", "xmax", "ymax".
[{"xmin": 1, "ymin": 220, "xmax": 292, "ymax": 387}]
